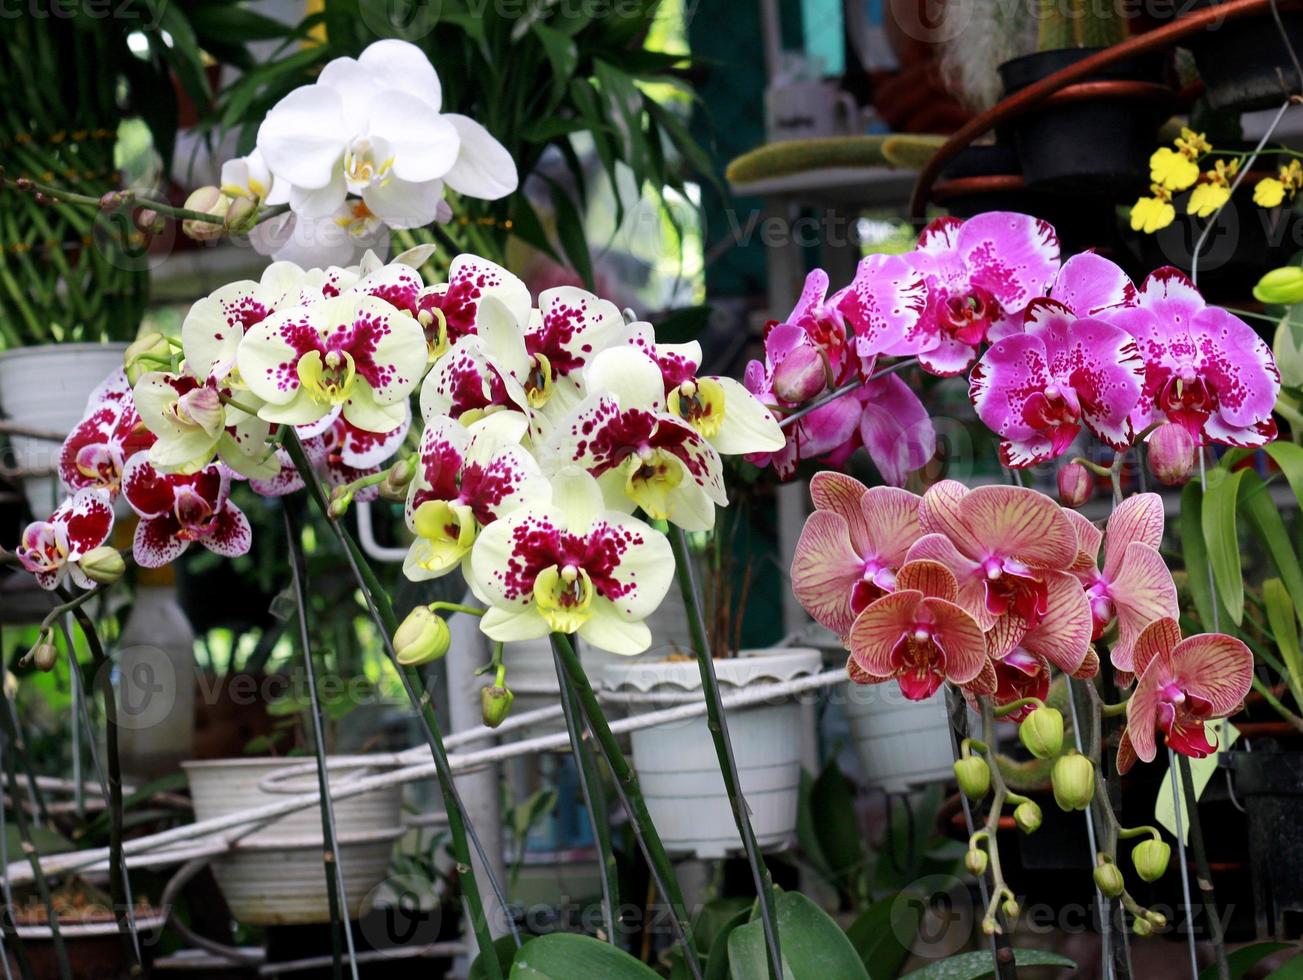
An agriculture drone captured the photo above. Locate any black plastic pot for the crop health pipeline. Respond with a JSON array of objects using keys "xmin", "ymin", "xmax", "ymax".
[
  {"xmin": 998, "ymin": 48, "xmax": 1170, "ymax": 194},
  {"xmin": 1223, "ymin": 750, "xmax": 1303, "ymax": 938},
  {"xmin": 1179, "ymin": 0, "xmax": 1303, "ymax": 112}
]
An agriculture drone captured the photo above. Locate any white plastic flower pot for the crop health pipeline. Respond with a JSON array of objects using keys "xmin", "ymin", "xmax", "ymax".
[
  {"xmin": 0, "ymin": 342, "xmax": 128, "ymax": 517},
  {"xmin": 841, "ymin": 681, "xmax": 955, "ymax": 793},
  {"xmin": 182, "ymin": 756, "xmax": 404, "ymax": 926},
  {"xmin": 601, "ymin": 648, "xmax": 821, "ymax": 859}
]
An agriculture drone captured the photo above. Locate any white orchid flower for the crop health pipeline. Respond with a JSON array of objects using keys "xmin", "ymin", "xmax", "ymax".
[
  {"xmin": 546, "ymin": 345, "xmax": 727, "ymax": 531},
  {"xmin": 403, "ymin": 412, "xmax": 548, "ymax": 581},
  {"xmin": 415, "ymin": 253, "xmax": 531, "ymax": 357},
  {"xmin": 237, "ymin": 292, "xmax": 427, "ymax": 432},
  {"xmin": 249, "ymin": 200, "xmax": 390, "ymax": 270},
  {"xmin": 469, "ymin": 466, "xmax": 674, "ymax": 655}
]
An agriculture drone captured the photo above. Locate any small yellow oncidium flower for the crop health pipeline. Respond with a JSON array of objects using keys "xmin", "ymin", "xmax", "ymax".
[
  {"xmin": 1130, "ymin": 185, "xmax": 1175, "ymax": 234},
  {"xmin": 1149, "ymin": 147, "xmax": 1198, "ymax": 192},
  {"xmin": 1174, "ymin": 127, "xmax": 1212, "ymax": 158},
  {"xmin": 1255, "ymin": 178, "xmax": 1286, "ymax": 208}
]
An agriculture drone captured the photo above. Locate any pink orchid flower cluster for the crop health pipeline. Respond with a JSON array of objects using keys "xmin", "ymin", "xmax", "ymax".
[
  {"xmin": 747, "ymin": 212, "xmax": 1281, "ymax": 483},
  {"xmin": 792, "ymin": 473, "xmax": 1253, "ymax": 766}
]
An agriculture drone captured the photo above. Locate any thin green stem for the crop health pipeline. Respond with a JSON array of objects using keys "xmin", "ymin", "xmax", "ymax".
[
  {"xmin": 285, "ymin": 510, "xmax": 358, "ymax": 980},
  {"xmin": 550, "ymin": 633, "xmax": 703, "ymax": 977},
  {"xmin": 1177, "ymin": 756, "xmax": 1229, "ymax": 980},
  {"xmin": 668, "ymin": 526, "xmax": 782, "ymax": 980}
]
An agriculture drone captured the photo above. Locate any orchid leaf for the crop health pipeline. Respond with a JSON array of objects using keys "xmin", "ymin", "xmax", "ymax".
[
  {"xmin": 727, "ymin": 892, "xmax": 867, "ymax": 980},
  {"xmin": 1201, "ymin": 465, "xmax": 1247, "ymax": 625},
  {"xmin": 1238, "ymin": 470, "xmax": 1303, "ymax": 618},
  {"xmin": 901, "ymin": 949, "xmax": 1076, "ymax": 979},
  {"xmin": 509, "ymin": 934, "xmax": 658, "ymax": 979},
  {"xmin": 1262, "ymin": 579, "xmax": 1303, "ymax": 707}
]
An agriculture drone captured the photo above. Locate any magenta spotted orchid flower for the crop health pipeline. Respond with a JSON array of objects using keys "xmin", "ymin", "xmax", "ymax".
[
  {"xmin": 969, "ymin": 298, "xmax": 1145, "ymax": 467},
  {"xmin": 133, "ymin": 372, "xmax": 278, "ymax": 479},
  {"xmin": 414, "ymin": 253, "xmax": 531, "ymax": 358},
  {"xmin": 250, "ymin": 407, "xmax": 412, "ymax": 500},
  {"xmin": 547, "ymin": 346, "xmax": 727, "ymax": 531},
  {"xmin": 1105, "ymin": 267, "xmax": 1280, "ymax": 447},
  {"xmin": 903, "ymin": 212, "xmax": 1061, "ymax": 376},
  {"xmin": 59, "ymin": 371, "xmax": 156, "ymax": 499},
  {"xmin": 907, "ymin": 481, "xmax": 1093, "ymax": 674},
  {"xmin": 121, "ymin": 454, "xmax": 252, "ymax": 568},
  {"xmin": 403, "ymin": 412, "xmax": 549, "ymax": 580},
  {"xmin": 846, "ymin": 559, "xmax": 988, "ymax": 701},
  {"xmin": 1117, "ymin": 618, "xmax": 1253, "ymax": 772},
  {"xmin": 1063, "ymin": 493, "xmax": 1178, "ymax": 675},
  {"xmin": 16, "ymin": 489, "xmax": 116, "ymax": 591},
  {"xmin": 469, "ymin": 466, "xmax": 674, "ymax": 655},
  {"xmin": 790, "ymin": 472, "xmax": 921, "ymax": 639},
  {"xmin": 237, "ymin": 292, "xmax": 428, "ymax": 432}
]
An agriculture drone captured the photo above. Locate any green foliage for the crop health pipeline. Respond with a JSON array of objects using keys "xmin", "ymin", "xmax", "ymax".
[
  {"xmin": 507, "ymin": 932, "xmax": 660, "ymax": 978},
  {"xmin": 726, "ymin": 891, "xmax": 868, "ymax": 980},
  {"xmin": 1198, "ymin": 942, "xmax": 1294, "ymax": 980},
  {"xmin": 901, "ymin": 949, "xmax": 1076, "ymax": 979}
]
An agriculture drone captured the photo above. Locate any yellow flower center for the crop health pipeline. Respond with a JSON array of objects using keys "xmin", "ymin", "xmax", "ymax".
[
  {"xmin": 667, "ymin": 377, "xmax": 725, "ymax": 439},
  {"xmin": 623, "ymin": 447, "xmax": 684, "ymax": 520},
  {"xmin": 298, "ymin": 348, "xmax": 357, "ymax": 406},
  {"xmin": 417, "ymin": 307, "xmax": 450, "ymax": 361},
  {"xmin": 343, "ymin": 139, "xmax": 395, "ymax": 189},
  {"xmin": 412, "ymin": 499, "xmax": 478, "ymax": 571},
  {"xmin": 533, "ymin": 563, "xmax": 595, "ymax": 633},
  {"xmin": 526, "ymin": 353, "xmax": 554, "ymax": 408}
]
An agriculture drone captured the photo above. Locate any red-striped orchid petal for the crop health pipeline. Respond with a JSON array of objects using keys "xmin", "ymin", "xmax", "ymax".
[
  {"xmin": 809, "ymin": 471, "xmax": 869, "ymax": 539},
  {"xmin": 1132, "ymin": 616, "xmax": 1182, "ymax": 679},
  {"xmin": 895, "ymin": 559, "xmax": 959, "ymax": 603},
  {"xmin": 1102, "ymin": 492, "xmax": 1164, "ymax": 579},
  {"xmin": 957, "ymin": 485, "xmax": 1079, "ymax": 569},
  {"xmin": 1017, "ymin": 571, "xmax": 1093, "ymax": 674},
  {"xmin": 918, "ymin": 479, "xmax": 970, "ymax": 544},
  {"xmin": 963, "ymin": 659, "xmax": 999, "ymax": 697},
  {"xmin": 1063, "ymin": 508, "xmax": 1103, "ymax": 575},
  {"xmin": 1047, "ymin": 252, "xmax": 1136, "ymax": 317},
  {"xmin": 905, "ymin": 532, "xmax": 993, "ymax": 630},
  {"xmin": 847, "ymin": 590, "xmax": 925, "ymax": 678},
  {"xmin": 1117, "ymin": 728, "xmax": 1138, "ymax": 775},
  {"xmin": 1109, "ymin": 542, "xmax": 1179, "ymax": 673},
  {"xmin": 991, "ymin": 649, "xmax": 1050, "ymax": 721},
  {"xmin": 860, "ymin": 486, "xmax": 923, "ymax": 573},
  {"xmin": 1170, "ymin": 634, "xmax": 1254, "ymax": 716},
  {"xmin": 791, "ymin": 510, "xmax": 864, "ymax": 639}
]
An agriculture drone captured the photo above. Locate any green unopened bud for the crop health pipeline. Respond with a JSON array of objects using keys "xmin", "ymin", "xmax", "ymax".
[
  {"xmin": 1051, "ymin": 752, "xmax": 1095, "ymax": 811},
  {"xmin": 1254, "ymin": 265, "xmax": 1303, "ymax": 305},
  {"xmin": 1145, "ymin": 910, "xmax": 1167, "ymax": 929},
  {"xmin": 124, "ymin": 332, "xmax": 174, "ymax": 384},
  {"xmin": 1093, "ymin": 860, "xmax": 1125, "ymax": 898},
  {"xmin": 1013, "ymin": 800, "xmax": 1042, "ymax": 834},
  {"xmin": 379, "ymin": 458, "xmax": 416, "ymax": 501},
  {"xmin": 393, "ymin": 606, "xmax": 451, "ymax": 666},
  {"xmin": 1131, "ymin": 838, "xmax": 1171, "ymax": 883},
  {"xmin": 181, "ymin": 186, "xmax": 229, "ymax": 241},
  {"xmin": 224, "ymin": 196, "xmax": 258, "ymax": 234},
  {"xmin": 30, "ymin": 640, "xmax": 58, "ymax": 673},
  {"xmin": 1018, "ymin": 706, "xmax": 1064, "ymax": 759},
  {"xmin": 328, "ymin": 488, "xmax": 353, "ymax": 520},
  {"xmin": 1002, "ymin": 898, "xmax": 1020, "ymax": 919},
  {"xmin": 77, "ymin": 545, "xmax": 125, "ymax": 585},
  {"xmin": 481, "ymin": 682, "xmax": 514, "ymax": 728},
  {"xmin": 965, "ymin": 847, "xmax": 988, "ymax": 876},
  {"xmin": 1132, "ymin": 916, "xmax": 1153, "ymax": 937},
  {"xmin": 954, "ymin": 755, "xmax": 991, "ymax": 799},
  {"xmin": 981, "ymin": 917, "xmax": 998, "ymax": 936}
]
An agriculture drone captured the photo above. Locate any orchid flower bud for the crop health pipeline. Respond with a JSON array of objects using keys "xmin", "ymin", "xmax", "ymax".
[
  {"xmin": 78, "ymin": 546, "xmax": 126, "ymax": 585},
  {"xmin": 1147, "ymin": 422, "xmax": 1197, "ymax": 486},
  {"xmin": 965, "ymin": 847, "xmax": 988, "ymax": 876},
  {"xmin": 1018, "ymin": 706, "xmax": 1064, "ymax": 760},
  {"xmin": 1057, "ymin": 462, "xmax": 1094, "ymax": 508},
  {"xmin": 224, "ymin": 196, "xmax": 258, "ymax": 234},
  {"xmin": 954, "ymin": 755, "xmax": 991, "ymax": 799},
  {"xmin": 481, "ymin": 682, "xmax": 515, "ymax": 728},
  {"xmin": 1253, "ymin": 265, "xmax": 1303, "ymax": 305},
  {"xmin": 30, "ymin": 639, "xmax": 59, "ymax": 673},
  {"xmin": 1132, "ymin": 917, "xmax": 1153, "ymax": 937},
  {"xmin": 181, "ymin": 187, "xmax": 229, "ymax": 241},
  {"xmin": 393, "ymin": 606, "xmax": 451, "ymax": 667},
  {"xmin": 1051, "ymin": 752, "xmax": 1095, "ymax": 811},
  {"xmin": 1131, "ymin": 838, "xmax": 1171, "ymax": 882},
  {"xmin": 1093, "ymin": 860, "xmax": 1125, "ymax": 897},
  {"xmin": 1013, "ymin": 800, "xmax": 1042, "ymax": 834},
  {"xmin": 124, "ymin": 332, "xmax": 174, "ymax": 384},
  {"xmin": 379, "ymin": 458, "xmax": 416, "ymax": 501},
  {"xmin": 771, "ymin": 345, "xmax": 827, "ymax": 404}
]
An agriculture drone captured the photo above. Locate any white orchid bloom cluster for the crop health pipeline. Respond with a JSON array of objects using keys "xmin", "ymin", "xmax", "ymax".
[
  {"xmin": 106, "ymin": 248, "xmax": 783, "ymax": 655},
  {"xmin": 196, "ymin": 39, "xmax": 517, "ymax": 268}
]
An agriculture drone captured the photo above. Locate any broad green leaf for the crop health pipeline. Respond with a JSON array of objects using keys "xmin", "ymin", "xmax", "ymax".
[
  {"xmin": 727, "ymin": 891, "xmax": 868, "ymax": 980},
  {"xmin": 1239, "ymin": 471, "xmax": 1303, "ymax": 617},
  {"xmin": 1263, "ymin": 579, "xmax": 1303, "ymax": 706},
  {"xmin": 509, "ymin": 933, "xmax": 659, "ymax": 979},
  {"xmin": 809, "ymin": 761, "xmax": 868, "ymax": 900},
  {"xmin": 1275, "ymin": 312, "xmax": 1303, "ymax": 389},
  {"xmin": 1180, "ymin": 481, "xmax": 1226, "ymax": 631},
  {"xmin": 470, "ymin": 934, "xmax": 520, "ymax": 980},
  {"xmin": 846, "ymin": 896, "xmax": 919, "ymax": 978},
  {"xmin": 901, "ymin": 949, "xmax": 1076, "ymax": 979},
  {"xmin": 1264, "ymin": 441, "xmax": 1303, "ymax": 504},
  {"xmin": 1200, "ymin": 940, "xmax": 1292, "ymax": 979},
  {"xmin": 533, "ymin": 24, "xmax": 578, "ymax": 102},
  {"xmin": 1202, "ymin": 466, "xmax": 1248, "ymax": 625},
  {"xmin": 693, "ymin": 897, "xmax": 753, "ymax": 954},
  {"xmin": 704, "ymin": 907, "xmax": 751, "ymax": 980}
]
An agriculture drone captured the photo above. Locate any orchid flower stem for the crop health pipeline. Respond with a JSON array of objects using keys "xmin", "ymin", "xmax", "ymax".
[
  {"xmin": 282, "ymin": 432, "xmax": 515, "ymax": 976},
  {"xmin": 1116, "ymin": 825, "xmax": 1162, "ymax": 842},
  {"xmin": 1178, "ymin": 755, "xmax": 1230, "ymax": 980},
  {"xmin": 1100, "ymin": 699, "xmax": 1130, "ymax": 718},
  {"xmin": 776, "ymin": 358, "xmax": 918, "ymax": 431},
  {"xmin": 549, "ymin": 633, "xmax": 704, "ymax": 978},
  {"xmin": 429, "ymin": 602, "xmax": 485, "ymax": 618},
  {"xmin": 977, "ymin": 699, "xmax": 1017, "ymax": 938},
  {"xmin": 1072, "ymin": 457, "xmax": 1115, "ymax": 479},
  {"xmin": 0, "ymin": 658, "xmax": 70, "ymax": 980},
  {"xmin": 962, "ymin": 736, "xmax": 990, "ymax": 755},
  {"xmin": 549, "ymin": 647, "xmax": 618, "ymax": 945},
  {"xmin": 2, "ymin": 174, "xmax": 222, "ymax": 225},
  {"xmin": 1110, "ymin": 452, "xmax": 1125, "ymax": 506},
  {"xmin": 39, "ymin": 583, "xmax": 108, "ymax": 633},
  {"xmin": 285, "ymin": 509, "xmax": 359, "ymax": 980},
  {"xmin": 992, "ymin": 697, "xmax": 1046, "ymax": 719},
  {"xmin": 668, "ymin": 526, "xmax": 783, "ymax": 980},
  {"xmin": 220, "ymin": 395, "xmax": 262, "ymax": 417},
  {"xmin": 67, "ymin": 604, "xmax": 141, "ymax": 974}
]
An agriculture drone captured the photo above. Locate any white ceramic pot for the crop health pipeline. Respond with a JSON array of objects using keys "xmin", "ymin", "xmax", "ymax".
[
  {"xmin": 601, "ymin": 648, "xmax": 821, "ymax": 859},
  {"xmin": 182, "ymin": 756, "xmax": 404, "ymax": 926},
  {"xmin": 0, "ymin": 342, "xmax": 128, "ymax": 516},
  {"xmin": 841, "ymin": 681, "xmax": 954, "ymax": 793}
]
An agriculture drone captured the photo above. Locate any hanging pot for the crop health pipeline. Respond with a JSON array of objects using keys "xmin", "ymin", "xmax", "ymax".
[
  {"xmin": 0, "ymin": 342, "xmax": 128, "ymax": 517},
  {"xmin": 1176, "ymin": 0, "xmax": 1303, "ymax": 112},
  {"xmin": 601, "ymin": 648, "xmax": 821, "ymax": 859},
  {"xmin": 1222, "ymin": 749, "xmax": 1303, "ymax": 939},
  {"xmin": 998, "ymin": 48, "xmax": 1171, "ymax": 195}
]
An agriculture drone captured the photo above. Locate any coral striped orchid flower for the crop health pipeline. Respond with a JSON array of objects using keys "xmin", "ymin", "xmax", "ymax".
[
  {"xmin": 59, "ymin": 373, "xmax": 155, "ymax": 499},
  {"xmin": 16, "ymin": 489, "xmax": 115, "ymax": 591},
  {"xmin": 1105, "ymin": 267, "xmax": 1280, "ymax": 446},
  {"xmin": 846, "ymin": 560, "xmax": 988, "ymax": 701},
  {"xmin": 905, "ymin": 212, "xmax": 1060, "ymax": 376},
  {"xmin": 790, "ymin": 472, "xmax": 921, "ymax": 639},
  {"xmin": 469, "ymin": 467, "xmax": 674, "ymax": 655},
  {"xmin": 907, "ymin": 481, "xmax": 1092, "ymax": 673},
  {"xmin": 121, "ymin": 454, "xmax": 251, "ymax": 567},
  {"xmin": 237, "ymin": 292, "xmax": 427, "ymax": 432},
  {"xmin": 1062, "ymin": 493, "xmax": 1178, "ymax": 674},
  {"xmin": 969, "ymin": 299, "xmax": 1145, "ymax": 467},
  {"xmin": 1117, "ymin": 618, "xmax": 1252, "ymax": 772},
  {"xmin": 548, "ymin": 346, "xmax": 727, "ymax": 531},
  {"xmin": 403, "ymin": 413, "xmax": 548, "ymax": 581}
]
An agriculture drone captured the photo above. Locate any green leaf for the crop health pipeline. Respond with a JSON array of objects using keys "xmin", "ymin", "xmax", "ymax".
[
  {"xmin": 545, "ymin": 178, "xmax": 595, "ymax": 290},
  {"xmin": 901, "ymin": 949, "xmax": 1076, "ymax": 979},
  {"xmin": 1267, "ymin": 950, "xmax": 1303, "ymax": 978},
  {"xmin": 809, "ymin": 761, "xmax": 868, "ymax": 900},
  {"xmin": 727, "ymin": 892, "xmax": 868, "ymax": 980},
  {"xmin": 1264, "ymin": 441, "xmax": 1303, "ymax": 506},
  {"xmin": 1262, "ymin": 579, "xmax": 1303, "ymax": 710},
  {"xmin": 1180, "ymin": 481, "xmax": 1226, "ymax": 631},
  {"xmin": 1275, "ymin": 311, "xmax": 1303, "ymax": 389},
  {"xmin": 1239, "ymin": 471, "xmax": 1303, "ymax": 618},
  {"xmin": 509, "ymin": 933, "xmax": 660, "ymax": 979},
  {"xmin": 470, "ymin": 934, "xmax": 520, "ymax": 980},
  {"xmin": 1202, "ymin": 465, "xmax": 1248, "ymax": 625},
  {"xmin": 1200, "ymin": 941, "xmax": 1292, "ymax": 980},
  {"xmin": 704, "ymin": 907, "xmax": 751, "ymax": 980},
  {"xmin": 846, "ymin": 896, "xmax": 918, "ymax": 978},
  {"xmin": 533, "ymin": 23, "xmax": 578, "ymax": 101}
]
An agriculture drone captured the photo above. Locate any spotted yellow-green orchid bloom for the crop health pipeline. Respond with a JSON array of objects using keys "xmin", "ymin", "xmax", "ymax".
[
  {"xmin": 1149, "ymin": 147, "xmax": 1198, "ymax": 192},
  {"xmin": 402, "ymin": 412, "xmax": 548, "ymax": 581},
  {"xmin": 237, "ymin": 292, "xmax": 427, "ymax": 432},
  {"xmin": 132, "ymin": 373, "xmax": 279, "ymax": 479},
  {"xmin": 469, "ymin": 467, "xmax": 674, "ymax": 655},
  {"xmin": 1129, "ymin": 186, "xmax": 1175, "ymax": 234}
]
